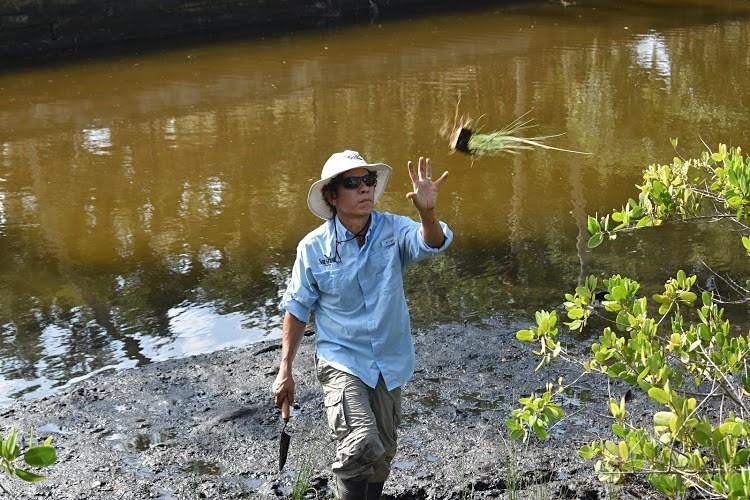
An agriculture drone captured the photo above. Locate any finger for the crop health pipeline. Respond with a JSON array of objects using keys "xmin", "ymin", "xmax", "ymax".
[
  {"xmin": 433, "ymin": 170, "xmax": 449, "ymax": 186},
  {"xmin": 418, "ymin": 156, "xmax": 425, "ymax": 181},
  {"xmin": 274, "ymin": 387, "xmax": 291, "ymax": 408},
  {"xmin": 282, "ymin": 391, "xmax": 295, "ymax": 410},
  {"xmin": 407, "ymin": 160, "xmax": 417, "ymax": 184},
  {"xmin": 406, "ymin": 192, "xmax": 420, "ymax": 208},
  {"xmin": 425, "ymin": 157, "xmax": 432, "ymax": 180}
]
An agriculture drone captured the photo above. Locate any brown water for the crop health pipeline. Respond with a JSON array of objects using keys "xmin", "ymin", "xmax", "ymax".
[{"xmin": 2, "ymin": 1, "xmax": 750, "ymax": 403}]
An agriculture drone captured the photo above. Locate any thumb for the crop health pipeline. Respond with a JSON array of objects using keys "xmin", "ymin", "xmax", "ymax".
[{"xmin": 406, "ymin": 192, "xmax": 416, "ymax": 201}]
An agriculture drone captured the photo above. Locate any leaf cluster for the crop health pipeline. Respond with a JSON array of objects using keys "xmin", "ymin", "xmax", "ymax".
[
  {"xmin": 1, "ymin": 428, "xmax": 56, "ymax": 491},
  {"xmin": 506, "ymin": 383, "xmax": 564, "ymax": 442},
  {"xmin": 507, "ymin": 142, "xmax": 750, "ymax": 499},
  {"xmin": 587, "ymin": 143, "xmax": 750, "ymax": 258},
  {"xmin": 511, "ymin": 272, "xmax": 750, "ymax": 498}
]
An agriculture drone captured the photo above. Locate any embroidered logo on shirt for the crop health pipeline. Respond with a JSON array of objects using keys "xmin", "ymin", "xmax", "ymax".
[
  {"xmin": 381, "ymin": 237, "xmax": 396, "ymax": 248},
  {"xmin": 319, "ymin": 256, "xmax": 338, "ymax": 265}
]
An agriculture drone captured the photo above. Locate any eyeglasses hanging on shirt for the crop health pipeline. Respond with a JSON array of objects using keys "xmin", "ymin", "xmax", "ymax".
[{"xmin": 326, "ymin": 215, "xmax": 371, "ymax": 264}]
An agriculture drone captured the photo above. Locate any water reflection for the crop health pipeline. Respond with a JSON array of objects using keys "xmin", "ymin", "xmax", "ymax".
[
  {"xmin": 1, "ymin": 1, "xmax": 750, "ymax": 403},
  {"xmin": 81, "ymin": 127, "xmax": 113, "ymax": 155},
  {"xmin": 0, "ymin": 191, "xmax": 6, "ymax": 234},
  {"xmin": 137, "ymin": 301, "xmax": 270, "ymax": 362},
  {"xmin": 633, "ymin": 32, "xmax": 672, "ymax": 83}
]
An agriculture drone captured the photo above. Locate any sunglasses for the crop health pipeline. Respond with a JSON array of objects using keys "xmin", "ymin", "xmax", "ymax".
[{"xmin": 340, "ymin": 171, "xmax": 378, "ymax": 190}]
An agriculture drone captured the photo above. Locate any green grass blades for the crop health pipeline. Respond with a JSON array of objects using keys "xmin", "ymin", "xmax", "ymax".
[{"xmin": 452, "ymin": 111, "xmax": 590, "ymax": 157}]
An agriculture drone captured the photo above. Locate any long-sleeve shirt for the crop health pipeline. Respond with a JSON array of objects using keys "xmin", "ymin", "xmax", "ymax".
[{"xmin": 280, "ymin": 210, "xmax": 453, "ymax": 390}]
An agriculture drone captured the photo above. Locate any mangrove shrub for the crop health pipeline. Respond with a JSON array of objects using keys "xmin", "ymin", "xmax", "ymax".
[{"xmin": 507, "ymin": 144, "xmax": 750, "ymax": 499}]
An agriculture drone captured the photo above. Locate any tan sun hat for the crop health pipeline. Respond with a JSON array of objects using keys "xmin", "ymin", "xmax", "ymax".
[{"xmin": 307, "ymin": 150, "xmax": 392, "ymax": 220}]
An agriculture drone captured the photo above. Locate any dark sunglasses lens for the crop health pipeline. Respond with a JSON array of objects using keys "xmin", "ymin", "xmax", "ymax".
[
  {"xmin": 341, "ymin": 172, "xmax": 377, "ymax": 189},
  {"xmin": 363, "ymin": 173, "xmax": 377, "ymax": 186},
  {"xmin": 342, "ymin": 177, "xmax": 360, "ymax": 189}
]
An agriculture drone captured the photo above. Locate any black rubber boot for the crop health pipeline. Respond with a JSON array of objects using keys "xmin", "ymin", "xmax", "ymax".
[
  {"xmin": 335, "ymin": 477, "xmax": 368, "ymax": 500},
  {"xmin": 367, "ymin": 481, "xmax": 385, "ymax": 500}
]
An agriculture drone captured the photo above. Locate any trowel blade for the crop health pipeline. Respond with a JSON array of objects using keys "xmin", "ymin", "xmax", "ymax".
[{"xmin": 279, "ymin": 419, "xmax": 291, "ymax": 471}]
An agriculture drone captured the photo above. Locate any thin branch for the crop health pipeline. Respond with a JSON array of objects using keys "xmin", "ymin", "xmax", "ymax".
[
  {"xmin": 710, "ymin": 297, "xmax": 749, "ymax": 305},
  {"xmin": 699, "ymin": 259, "xmax": 750, "ymax": 299},
  {"xmin": 547, "ymin": 407, "xmax": 586, "ymax": 433},
  {"xmin": 685, "ymin": 186, "xmax": 726, "ymax": 202},
  {"xmin": 559, "ymin": 370, "xmax": 588, "ymax": 391},
  {"xmin": 701, "ymin": 342, "xmax": 750, "ymax": 414},
  {"xmin": 655, "ymin": 302, "xmax": 674, "ymax": 328},
  {"xmin": 677, "ymin": 389, "xmax": 725, "ymax": 399},
  {"xmin": 699, "ymin": 135, "xmax": 713, "ymax": 156},
  {"xmin": 674, "ymin": 380, "xmax": 720, "ymax": 441},
  {"xmin": 700, "ymin": 259, "xmax": 750, "ymax": 304}
]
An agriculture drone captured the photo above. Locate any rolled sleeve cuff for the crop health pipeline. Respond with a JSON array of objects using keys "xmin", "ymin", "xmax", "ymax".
[
  {"xmin": 282, "ymin": 298, "xmax": 312, "ymax": 324},
  {"xmin": 419, "ymin": 221, "xmax": 453, "ymax": 252}
]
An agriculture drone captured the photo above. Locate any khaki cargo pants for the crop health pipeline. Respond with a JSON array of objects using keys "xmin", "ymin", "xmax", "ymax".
[{"xmin": 316, "ymin": 358, "xmax": 402, "ymax": 483}]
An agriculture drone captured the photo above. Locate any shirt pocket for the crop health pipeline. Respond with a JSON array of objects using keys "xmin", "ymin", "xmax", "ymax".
[
  {"xmin": 369, "ymin": 239, "xmax": 399, "ymax": 277},
  {"xmin": 313, "ymin": 268, "xmax": 343, "ymax": 295},
  {"xmin": 313, "ymin": 268, "xmax": 361, "ymax": 311}
]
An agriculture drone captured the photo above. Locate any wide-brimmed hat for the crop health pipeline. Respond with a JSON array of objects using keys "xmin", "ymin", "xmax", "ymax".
[{"xmin": 307, "ymin": 150, "xmax": 392, "ymax": 220}]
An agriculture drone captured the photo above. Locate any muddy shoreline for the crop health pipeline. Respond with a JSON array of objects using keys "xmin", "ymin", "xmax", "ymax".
[
  {"xmin": 0, "ymin": 0, "xmax": 509, "ymax": 64},
  {"xmin": 0, "ymin": 319, "xmax": 661, "ymax": 499}
]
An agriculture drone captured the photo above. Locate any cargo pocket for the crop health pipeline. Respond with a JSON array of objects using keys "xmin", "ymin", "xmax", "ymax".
[
  {"xmin": 324, "ymin": 389, "xmax": 350, "ymax": 440},
  {"xmin": 393, "ymin": 388, "xmax": 402, "ymax": 428}
]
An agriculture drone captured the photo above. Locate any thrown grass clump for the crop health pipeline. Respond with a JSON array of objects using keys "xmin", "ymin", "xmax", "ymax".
[{"xmin": 447, "ymin": 110, "xmax": 590, "ymax": 157}]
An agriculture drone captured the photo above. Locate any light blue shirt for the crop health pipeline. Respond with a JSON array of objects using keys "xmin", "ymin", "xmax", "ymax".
[{"xmin": 280, "ymin": 210, "xmax": 453, "ymax": 390}]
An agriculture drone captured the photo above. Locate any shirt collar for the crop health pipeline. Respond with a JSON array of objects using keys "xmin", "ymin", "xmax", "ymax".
[{"xmin": 332, "ymin": 211, "xmax": 379, "ymax": 239}]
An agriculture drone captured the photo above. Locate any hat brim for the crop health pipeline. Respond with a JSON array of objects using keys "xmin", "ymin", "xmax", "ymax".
[{"xmin": 307, "ymin": 163, "xmax": 392, "ymax": 219}]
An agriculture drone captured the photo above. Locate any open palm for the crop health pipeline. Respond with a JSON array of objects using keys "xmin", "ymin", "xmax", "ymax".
[{"xmin": 406, "ymin": 157, "xmax": 448, "ymax": 211}]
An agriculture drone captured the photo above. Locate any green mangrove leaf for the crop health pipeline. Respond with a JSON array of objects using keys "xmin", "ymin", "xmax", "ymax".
[
  {"xmin": 587, "ymin": 233, "xmax": 604, "ymax": 249},
  {"xmin": 648, "ymin": 387, "xmax": 671, "ymax": 405},
  {"xmin": 579, "ymin": 444, "xmax": 597, "ymax": 459},
  {"xmin": 587, "ymin": 215, "xmax": 600, "ymax": 235},
  {"xmin": 609, "ymin": 398, "xmax": 621, "ymax": 419},
  {"xmin": 567, "ymin": 307, "xmax": 584, "ymax": 320},
  {"xmin": 612, "ymin": 422, "xmax": 626, "ymax": 438},
  {"xmin": 734, "ymin": 448, "xmax": 750, "ymax": 466},
  {"xmin": 15, "ymin": 468, "xmax": 45, "ymax": 482},
  {"xmin": 618, "ymin": 441, "xmax": 629, "ymax": 459},
  {"xmin": 24, "ymin": 446, "xmax": 56, "ymax": 468},
  {"xmin": 654, "ymin": 411, "xmax": 677, "ymax": 430},
  {"xmin": 636, "ymin": 216, "xmax": 654, "ymax": 228},
  {"xmin": 566, "ymin": 319, "xmax": 582, "ymax": 330},
  {"xmin": 516, "ymin": 329, "xmax": 534, "ymax": 342}
]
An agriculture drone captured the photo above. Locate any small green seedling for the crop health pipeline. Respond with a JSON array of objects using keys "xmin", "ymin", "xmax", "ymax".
[{"xmin": 1, "ymin": 428, "xmax": 57, "ymax": 493}]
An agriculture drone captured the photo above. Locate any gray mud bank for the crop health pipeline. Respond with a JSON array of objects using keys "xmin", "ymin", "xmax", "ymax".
[
  {"xmin": 0, "ymin": 320, "xmax": 660, "ymax": 499},
  {"xmin": 1, "ymin": 0, "xmax": 507, "ymax": 62}
]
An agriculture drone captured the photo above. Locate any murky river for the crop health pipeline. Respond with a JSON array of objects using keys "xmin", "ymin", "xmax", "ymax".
[{"xmin": 2, "ymin": 1, "xmax": 750, "ymax": 404}]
